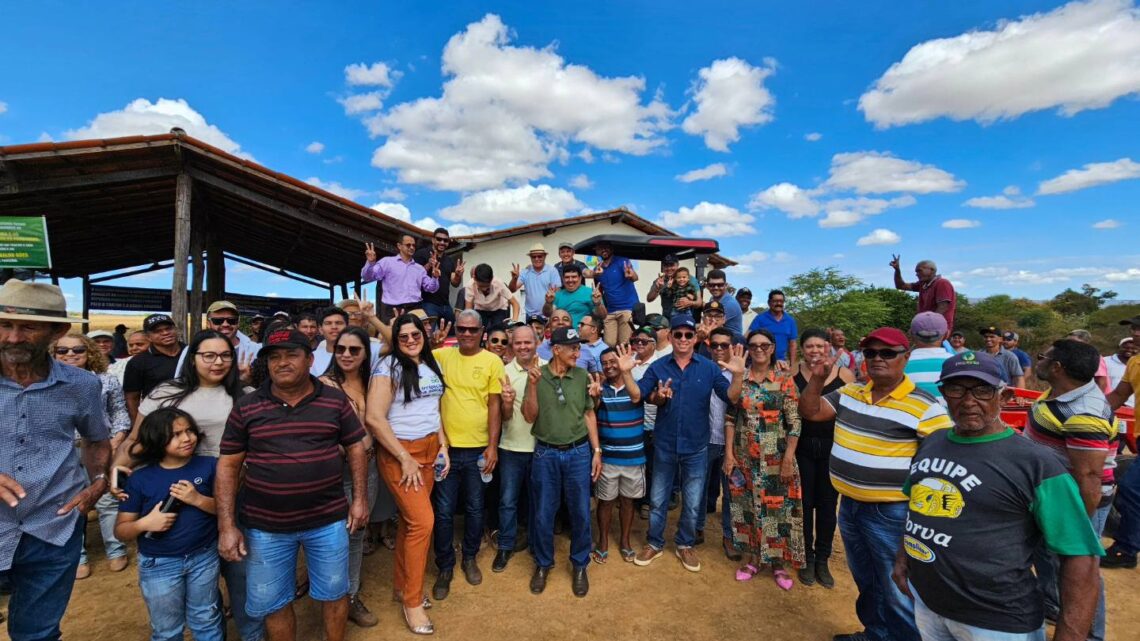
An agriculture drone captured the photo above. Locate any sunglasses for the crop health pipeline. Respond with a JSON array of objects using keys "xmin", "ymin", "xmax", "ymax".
[
  {"xmin": 334, "ymin": 345, "xmax": 363, "ymax": 356},
  {"xmin": 456, "ymin": 326, "xmax": 482, "ymax": 334},
  {"xmin": 433, "ymin": 236, "xmax": 449, "ymax": 243},
  {"xmin": 398, "ymin": 331, "xmax": 423, "ymax": 343},
  {"xmin": 488, "ymin": 337, "xmax": 507, "ymax": 345},
  {"xmin": 862, "ymin": 348, "xmax": 906, "ymax": 361},
  {"xmin": 54, "ymin": 346, "xmax": 87, "ymax": 355},
  {"xmin": 939, "ymin": 383, "xmax": 999, "ymax": 401},
  {"xmin": 710, "ymin": 341, "xmax": 732, "ymax": 350},
  {"xmin": 748, "ymin": 342, "xmax": 773, "ymax": 352},
  {"xmin": 208, "ymin": 317, "xmax": 239, "ymax": 326},
  {"xmin": 195, "ymin": 351, "xmax": 234, "ymax": 363},
  {"xmin": 632, "ymin": 338, "xmax": 654, "ymax": 346},
  {"xmin": 672, "ymin": 331, "xmax": 695, "ymax": 339},
  {"xmin": 553, "ymin": 378, "xmax": 566, "ymax": 405}
]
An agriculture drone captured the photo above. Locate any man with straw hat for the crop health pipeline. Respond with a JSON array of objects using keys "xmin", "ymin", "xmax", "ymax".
[{"xmin": 0, "ymin": 279, "xmax": 111, "ymax": 640}]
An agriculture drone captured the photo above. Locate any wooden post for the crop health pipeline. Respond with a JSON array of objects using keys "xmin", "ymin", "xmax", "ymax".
[
  {"xmin": 189, "ymin": 215, "xmax": 206, "ymax": 334},
  {"xmin": 171, "ymin": 173, "xmax": 193, "ymax": 342},
  {"xmin": 81, "ymin": 275, "xmax": 90, "ymax": 333},
  {"xmin": 340, "ymin": 283, "xmax": 349, "ymax": 300},
  {"xmin": 206, "ymin": 228, "xmax": 225, "ymax": 304},
  {"xmin": 328, "ymin": 284, "xmax": 336, "ymax": 305},
  {"xmin": 353, "ymin": 278, "xmax": 362, "ymax": 298}
]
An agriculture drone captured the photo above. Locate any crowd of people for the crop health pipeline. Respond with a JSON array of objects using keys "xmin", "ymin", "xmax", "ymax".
[{"xmin": 0, "ymin": 230, "xmax": 1136, "ymax": 641}]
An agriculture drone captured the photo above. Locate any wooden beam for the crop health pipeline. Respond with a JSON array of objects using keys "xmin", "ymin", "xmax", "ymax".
[
  {"xmin": 171, "ymin": 173, "xmax": 192, "ymax": 341},
  {"xmin": 89, "ymin": 261, "xmax": 177, "ymax": 284},
  {"xmin": 0, "ymin": 166, "xmax": 180, "ymax": 196},
  {"xmin": 222, "ymin": 252, "xmax": 330, "ymax": 290},
  {"xmin": 339, "ymin": 283, "xmax": 349, "ymax": 300}
]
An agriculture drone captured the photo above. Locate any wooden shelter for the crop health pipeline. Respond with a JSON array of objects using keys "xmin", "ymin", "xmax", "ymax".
[{"xmin": 0, "ymin": 129, "xmax": 421, "ymax": 338}]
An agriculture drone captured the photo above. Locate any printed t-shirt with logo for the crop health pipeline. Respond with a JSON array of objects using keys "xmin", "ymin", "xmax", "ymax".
[{"xmin": 903, "ymin": 428, "xmax": 1102, "ymax": 633}]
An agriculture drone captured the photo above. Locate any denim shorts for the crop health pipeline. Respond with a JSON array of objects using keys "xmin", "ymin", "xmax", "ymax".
[{"xmin": 245, "ymin": 520, "xmax": 349, "ymax": 618}]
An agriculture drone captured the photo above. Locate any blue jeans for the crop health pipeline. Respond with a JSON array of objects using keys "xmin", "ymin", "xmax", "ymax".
[
  {"xmin": 221, "ymin": 553, "xmax": 264, "ymax": 641},
  {"xmin": 647, "ymin": 446, "xmax": 708, "ymax": 550},
  {"xmin": 497, "ymin": 449, "xmax": 533, "ymax": 552},
  {"xmin": 422, "ymin": 301, "xmax": 456, "ymax": 335},
  {"xmin": 0, "ymin": 517, "xmax": 83, "ymax": 641},
  {"xmin": 245, "ymin": 520, "xmax": 349, "ymax": 618},
  {"xmin": 432, "ymin": 446, "xmax": 486, "ymax": 571},
  {"xmin": 1034, "ymin": 503, "xmax": 1109, "ymax": 641},
  {"xmin": 1114, "ymin": 459, "xmax": 1140, "ymax": 555},
  {"xmin": 137, "ymin": 544, "xmax": 224, "ymax": 641},
  {"xmin": 530, "ymin": 442, "xmax": 592, "ymax": 569},
  {"xmin": 838, "ymin": 497, "xmax": 919, "ymax": 641},
  {"xmin": 79, "ymin": 492, "xmax": 127, "ymax": 566},
  {"xmin": 914, "ymin": 584, "xmax": 1045, "ymax": 641},
  {"xmin": 697, "ymin": 445, "xmax": 732, "ymax": 537},
  {"xmin": 343, "ymin": 462, "xmax": 380, "ymax": 595}
]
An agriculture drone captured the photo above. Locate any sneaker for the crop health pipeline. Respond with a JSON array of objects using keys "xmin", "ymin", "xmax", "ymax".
[
  {"xmin": 1101, "ymin": 545, "xmax": 1138, "ymax": 569},
  {"xmin": 675, "ymin": 547, "xmax": 701, "ymax": 572},
  {"xmin": 632, "ymin": 545, "xmax": 663, "ymax": 566},
  {"xmin": 347, "ymin": 594, "xmax": 379, "ymax": 627}
]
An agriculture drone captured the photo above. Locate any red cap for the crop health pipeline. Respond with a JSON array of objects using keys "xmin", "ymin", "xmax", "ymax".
[{"xmin": 860, "ymin": 327, "xmax": 910, "ymax": 350}]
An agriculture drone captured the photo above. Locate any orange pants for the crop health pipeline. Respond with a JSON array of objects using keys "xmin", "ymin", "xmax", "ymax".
[{"xmin": 377, "ymin": 433, "xmax": 440, "ymax": 608}]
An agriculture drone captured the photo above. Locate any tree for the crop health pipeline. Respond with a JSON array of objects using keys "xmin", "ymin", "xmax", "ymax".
[
  {"xmin": 1048, "ymin": 284, "xmax": 1118, "ymax": 317},
  {"xmin": 783, "ymin": 267, "xmax": 864, "ymax": 312}
]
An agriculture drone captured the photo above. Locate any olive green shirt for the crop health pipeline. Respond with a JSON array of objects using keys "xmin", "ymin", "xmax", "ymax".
[{"xmin": 528, "ymin": 364, "xmax": 590, "ymax": 445}]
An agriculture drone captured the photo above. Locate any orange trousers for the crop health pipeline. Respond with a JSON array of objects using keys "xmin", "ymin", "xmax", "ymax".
[{"xmin": 377, "ymin": 432, "xmax": 440, "ymax": 608}]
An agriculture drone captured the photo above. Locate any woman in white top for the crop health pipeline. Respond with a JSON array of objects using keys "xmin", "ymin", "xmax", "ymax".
[
  {"xmin": 52, "ymin": 332, "xmax": 131, "ymax": 579},
  {"xmin": 367, "ymin": 313, "xmax": 449, "ymax": 635}
]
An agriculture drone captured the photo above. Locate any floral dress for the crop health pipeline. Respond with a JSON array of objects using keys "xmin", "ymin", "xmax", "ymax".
[{"xmin": 726, "ymin": 369, "xmax": 805, "ymax": 567}]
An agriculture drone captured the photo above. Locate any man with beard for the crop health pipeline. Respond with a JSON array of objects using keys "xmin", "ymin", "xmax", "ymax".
[{"xmin": 0, "ymin": 280, "xmax": 111, "ymax": 641}]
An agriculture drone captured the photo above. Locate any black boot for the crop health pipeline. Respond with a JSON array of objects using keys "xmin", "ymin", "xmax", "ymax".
[
  {"xmin": 798, "ymin": 553, "xmax": 817, "ymax": 585},
  {"xmin": 571, "ymin": 567, "xmax": 589, "ymax": 597},
  {"xmin": 492, "ymin": 549, "xmax": 513, "ymax": 573},
  {"xmin": 816, "ymin": 557, "xmax": 834, "ymax": 589},
  {"xmin": 432, "ymin": 569, "xmax": 453, "ymax": 601},
  {"xmin": 530, "ymin": 566, "xmax": 550, "ymax": 594}
]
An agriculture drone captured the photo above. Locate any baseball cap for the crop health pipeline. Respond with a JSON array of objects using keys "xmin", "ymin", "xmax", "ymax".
[
  {"xmin": 909, "ymin": 311, "xmax": 947, "ymax": 340},
  {"xmin": 206, "ymin": 300, "xmax": 238, "ymax": 315},
  {"xmin": 526, "ymin": 314, "xmax": 548, "ymax": 325},
  {"xmin": 336, "ymin": 299, "xmax": 360, "ymax": 310},
  {"xmin": 703, "ymin": 300, "xmax": 726, "ymax": 315},
  {"xmin": 409, "ymin": 309, "xmax": 438, "ymax": 323},
  {"xmin": 634, "ymin": 326, "xmax": 657, "ymax": 341},
  {"xmin": 1001, "ymin": 330, "xmax": 1018, "ymax": 341},
  {"xmin": 506, "ymin": 320, "xmax": 526, "ymax": 329},
  {"xmin": 87, "ymin": 330, "xmax": 114, "ymax": 340},
  {"xmin": 250, "ymin": 314, "xmax": 266, "ymax": 322},
  {"xmin": 978, "ymin": 326, "xmax": 1001, "ymax": 337},
  {"xmin": 1119, "ymin": 316, "xmax": 1140, "ymax": 327},
  {"xmin": 550, "ymin": 327, "xmax": 586, "ymax": 346},
  {"xmin": 1120, "ymin": 337, "xmax": 1134, "ymax": 347},
  {"xmin": 558, "ymin": 241, "xmax": 574, "ymax": 250},
  {"xmin": 939, "ymin": 351, "xmax": 1004, "ymax": 387},
  {"xmin": 670, "ymin": 314, "xmax": 697, "ymax": 330},
  {"xmin": 735, "ymin": 288, "xmax": 752, "ymax": 298},
  {"xmin": 273, "ymin": 311, "xmax": 291, "ymax": 320},
  {"xmin": 143, "ymin": 314, "xmax": 175, "ymax": 332},
  {"xmin": 257, "ymin": 329, "xmax": 313, "ymax": 358},
  {"xmin": 950, "ymin": 330, "xmax": 964, "ymax": 338},
  {"xmin": 645, "ymin": 313, "xmax": 669, "ymax": 330},
  {"xmin": 662, "ymin": 254, "xmax": 679, "ymax": 266},
  {"xmin": 859, "ymin": 327, "xmax": 910, "ymax": 350}
]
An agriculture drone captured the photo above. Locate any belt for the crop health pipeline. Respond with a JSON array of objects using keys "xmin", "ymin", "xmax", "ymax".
[{"xmin": 536, "ymin": 436, "xmax": 589, "ymax": 451}]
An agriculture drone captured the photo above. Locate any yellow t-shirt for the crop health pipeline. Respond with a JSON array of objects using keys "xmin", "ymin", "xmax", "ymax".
[
  {"xmin": 433, "ymin": 347, "xmax": 505, "ymax": 447},
  {"xmin": 1124, "ymin": 354, "xmax": 1140, "ymax": 395}
]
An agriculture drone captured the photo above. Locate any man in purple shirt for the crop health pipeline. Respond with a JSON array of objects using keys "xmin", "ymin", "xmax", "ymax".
[{"xmin": 361, "ymin": 234, "xmax": 441, "ymax": 317}]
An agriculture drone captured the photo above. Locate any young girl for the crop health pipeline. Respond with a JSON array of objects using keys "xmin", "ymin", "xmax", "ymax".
[{"xmin": 115, "ymin": 407, "xmax": 223, "ymax": 641}]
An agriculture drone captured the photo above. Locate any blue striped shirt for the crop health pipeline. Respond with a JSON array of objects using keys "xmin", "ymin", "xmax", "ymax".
[{"xmin": 597, "ymin": 383, "xmax": 645, "ymax": 465}]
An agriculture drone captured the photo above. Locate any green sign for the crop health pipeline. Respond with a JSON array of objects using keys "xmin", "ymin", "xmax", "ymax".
[{"xmin": 0, "ymin": 216, "xmax": 52, "ymax": 268}]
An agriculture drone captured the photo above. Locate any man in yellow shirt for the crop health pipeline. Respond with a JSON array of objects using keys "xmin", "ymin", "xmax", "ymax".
[{"xmin": 430, "ymin": 310, "xmax": 504, "ymax": 600}]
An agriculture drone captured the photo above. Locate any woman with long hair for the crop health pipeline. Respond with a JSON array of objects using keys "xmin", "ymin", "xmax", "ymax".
[
  {"xmin": 723, "ymin": 328, "xmax": 806, "ymax": 590},
  {"xmin": 793, "ymin": 328, "xmax": 854, "ymax": 588},
  {"xmin": 319, "ymin": 326, "xmax": 382, "ymax": 627},
  {"xmin": 366, "ymin": 313, "xmax": 449, "ymax": 635},
  {"xmin": 52, "ymin": 332, "xmax": 132, "ymax": 579}
]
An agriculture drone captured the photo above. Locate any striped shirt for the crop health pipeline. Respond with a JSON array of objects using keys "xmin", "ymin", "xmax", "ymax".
[
  {"xmin": 1026, "ymin": 381, "xmax": 1118, "ymax": 488},
  {"xmin": 824, "ymin": 377, "xmax": 951, "ymax": 503},
  {"xmin": 597, "ymin": 383, "xmax": 645, "ymax": 466},
  {"xmin": 904, "ymin": 347, "xmax": 952, "ymax": 405},
  {"xmin": 221, "ymin": 377, "xmax": 365, "ymax": 532}
]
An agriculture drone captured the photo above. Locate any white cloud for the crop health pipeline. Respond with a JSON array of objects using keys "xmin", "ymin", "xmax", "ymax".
[
  {"xmin": 265, "ymin": 292, "xmax": 279, "ymax": 298},
  {"xmin": 368, "ymin": 14, "xmax": 671, "ymax": 191},
  {"xmin": 749, "ymin": 182, "xmax": 820, "ymax": 217},
  {"xmin": 942, "ymin": 218, "xmax": 982, "ymax": 229},
  {"xmin": 859, "ymin": 0, "xmax": 1140, "ymax": 127},
  {"xmin": 578, "ymin": 149, "xmax": 595, "ymax": 163},
  {"xmin": 0, "ymin": 101, "xmax": 7, "ymax": 115},
  {"xmin": 675, "ymin": 163, "xmax": 728, "ymax": 183},
  {"xmin": 345, "ymin": 62, "xmax": 397, "ymax": 87},
  {"xmin": 825, "ymin": 151, "xmax": 965, "ymax": 194},
  {"xmin": 819, "ymin": 210, "xmax": 864, "ymax": 228},
  {"xmin": 438, "ymin": 184, "xmax": 583, "ymax": 225},
  {"xmin": 963, "ymin": 192, "xmax": 1036, "ymax": 209},
  {"xmin": 322, "ymin": 155, "xmax": 344, "ymax": 164},
  {"xmin": 1093, "ymin": 218, "xmax": 1121, "ymax": 229},
  {"xmin": 64, "ymin": 97, "xmax": 253, "ymax": 160},
  {"xmin": 856, "ymin": 228, "xmax": 901, "ymax": 246},
  {"xmin": 304, "ymin": 177, "xmax": 369, "ymax": 201},
  {"xmin": 1037, "ymin": 157, "xmax": 1140, "ymax": 194},
  {"xmin": 658, "ymin": 201, "xmax": 756, "ymax": 237},
  {"xmin": 339, "ymin": 92, "xmax": 384, "ymax": 115},
  {"xmin": 568, "ymin": 174, "xmax": 594, "ymax": 189},
  {"xmin": 410, "ymin": 216, "xmax": 493, "ymax": 236},
  {"xmin": 681, "ymin": 57, "xmax": 777, "ymax": 151},
  {"xmin": 731, "ymin": 250, "xmax": 770, "ymax": 263},
  {"xmin": 370, "ymin": 202, "xmax": 413, "ymax": 222},
  {"xmin": 305, "ymin": 141, "xmax": 325, "ymax": 154},
  {"xmin": 378, "ymin": 187, "xmax": 406, "ymax": 201},
  {"xmin": 751, "ymin": 176, "xmax": 918, "ymax": 227},
  {"xmin": 1105, "ymin": 268, "xmax": 1140, "ymax": 281},
  {"xmin": 804, "ymin": 132, "xmax": 822, "ymax": 142}
]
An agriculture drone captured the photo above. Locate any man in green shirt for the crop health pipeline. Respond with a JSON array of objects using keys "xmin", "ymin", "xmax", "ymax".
[
  {"xmin": 891, "ymin": 351, "xmax": 1102, "ymax": 641},
  {"xmin": 522, "ymin": 327, "xmax": 602, "ymax": 597},
  {"xmin": 543, "ymin": 263, "xmax": 605, "ymax": 328}
]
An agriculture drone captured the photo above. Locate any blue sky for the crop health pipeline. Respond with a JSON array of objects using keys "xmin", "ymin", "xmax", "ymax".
[{"xmin": 2, "ymin": 0, "xmax": 1138, "ymax": 306}]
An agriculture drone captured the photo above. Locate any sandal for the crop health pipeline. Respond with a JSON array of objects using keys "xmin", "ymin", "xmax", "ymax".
[
  {"xmin": 590, "ymin": 549, "xmax": 608, "ymax": 565},
  {"xmin": 620, "ymin": 548, "xmax": 636, "ymax": 563},
  {"xmin": 735, "ymin": 563, "xmax": 760, "ymax": 582},
  {"xmin": 773, "ymin": 568, "xmax": 794, "ymax": 591}
]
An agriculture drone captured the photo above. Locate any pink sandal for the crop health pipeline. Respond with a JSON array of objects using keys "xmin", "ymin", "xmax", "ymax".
[
  {"xmin": 735, "ymin": 563, "xmax": 759, "ymax": 581},
  {"xmin": 773, "ymin": 568, "xmax": 794, "ymax": 590}
]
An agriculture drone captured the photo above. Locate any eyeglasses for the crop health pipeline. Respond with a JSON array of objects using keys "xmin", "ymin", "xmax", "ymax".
[
  {"xmin": 334, "ymin": 345, "xmax": 363, "ymax": 356},
  {"xmin": 208, "ymin": 317, "xmax": 238, "ymax": 326},
  {"xmin": 399, "ymin": 242, "xmax": 416, "ymax": 248},
  {"xmin": 398, "ymin": 331, "xmax": 423, "ymax": 343},
  {"xmin": 54, "ymin": 346, "xmax": 87, "ymax": 355},
  {"xmin": 672, "ymin": 331, "xmax": 695, "ymax": 339},
  {"xmin": 577, "ymin": 321, "xmax": 594, "ymax": 328},
  {"xmin": 632, "ymin": 338, "xmax": 654, "ymax": 346},
  {"xmin": 195, "ymin": 351, "xmax": 234, "ymax": 363},
  {"xmin": 710, "ymin": 341, "xmax": 732, "ymax": 350},
  {"xmin": 748, "ymin": 342, "xmax": 773, "ymax": 352},
  {"xmin": 456, "ymin": 326, "xmax": 481, "ymax": 334},
  {"xmin": 346, "ymin": 312, "xmax": 363, "ymax": 319},
  {"xmin": 939, "ymin": 383, "xmax": 999, "ymax": 401},
  {"xmin": 488, "ymin": 337, "xmax": 507, "ymax": 345},
  {"xmin": 862, "ymin": 348, "xmax": 906, "ymax": 361}
]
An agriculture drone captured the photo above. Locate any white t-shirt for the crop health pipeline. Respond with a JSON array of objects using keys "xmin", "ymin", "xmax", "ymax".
[
  {"xmin": 311, "ymin": 338, "xmax": 385, "ymax": 376},
  {"xmin": 372, "ymin": 357, "xmax": 444, "ymax": 440},
  {"xmin": 1107, "ymin": 354, "xmax": 1135, "ymax": 408},
  {"xmin": 138, "ymin": 383, "xmax": 236, "ymax": 457}
]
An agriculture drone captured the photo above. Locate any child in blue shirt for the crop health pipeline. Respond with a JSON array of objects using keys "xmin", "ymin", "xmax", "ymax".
[{"xmin": 116, "ymin": 407, "xmax": 223, "ymax": 641}]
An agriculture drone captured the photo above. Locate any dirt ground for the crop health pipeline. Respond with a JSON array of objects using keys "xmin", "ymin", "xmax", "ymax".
[{"xmin": 1, "ymin": 506, "xmax": 1134, "ymax": 641}]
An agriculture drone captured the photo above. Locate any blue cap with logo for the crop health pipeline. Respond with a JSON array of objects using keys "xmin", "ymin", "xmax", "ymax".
[
  {"xmin": 670, "ymin": 313, "xmax": 696, "ymax": 330},
  {"xmin": 939, "ymin": 350, "xmax": 1004, "ymax": 387}
]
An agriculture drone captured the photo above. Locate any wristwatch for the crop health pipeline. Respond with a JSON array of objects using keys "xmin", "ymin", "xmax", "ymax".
[
  {"xmin": 594, "ymin": 447, "xmax": 602, "ymax": 454},
  {"xmin": 91, "ymin": 473, "xmax": 107, "ymax": 484}
]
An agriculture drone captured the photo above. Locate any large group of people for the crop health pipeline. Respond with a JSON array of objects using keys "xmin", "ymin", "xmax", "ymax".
[{"xmin": 0, "ymin": 235, "xmax": 1135, "ymax": 641}]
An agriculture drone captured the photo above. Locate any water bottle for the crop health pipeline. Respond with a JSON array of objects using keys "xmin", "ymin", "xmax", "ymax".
[
  {"xmin": 477, "ymin": 454, "xmax": 493, "ymax": 483},
  {"xmin": 433, "ymin": 452, "xmax": 447, "ymax": 482},
  {"xmin": 729, "ymin": 467, "xmax": 746, "ymax": 491}
]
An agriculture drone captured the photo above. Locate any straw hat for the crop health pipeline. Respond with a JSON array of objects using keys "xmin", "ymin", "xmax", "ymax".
[
  {"xmin": 0, "ymin": 279, "xmax": 80, "ymax": 323},
  {"xmin": 527, "ymin": 242, "xmax": 548, "ymax": 255}
]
